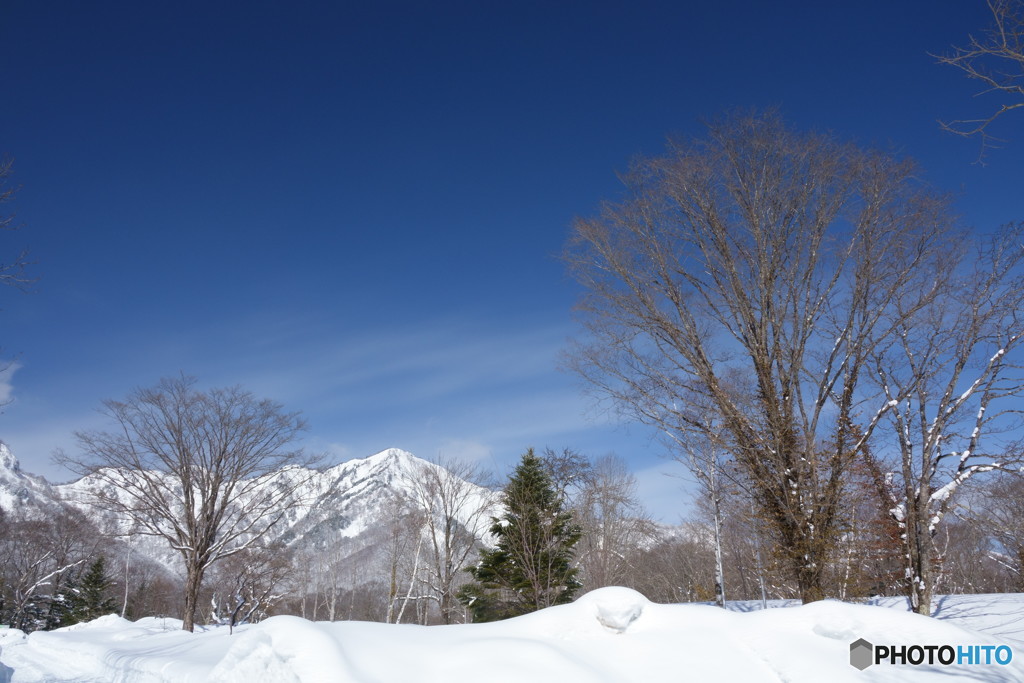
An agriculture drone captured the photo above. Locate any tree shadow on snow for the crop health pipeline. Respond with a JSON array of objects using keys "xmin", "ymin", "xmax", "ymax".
[{"xmin": 931, "ymin": 594, "xmax": 1024, "ymax": 645}]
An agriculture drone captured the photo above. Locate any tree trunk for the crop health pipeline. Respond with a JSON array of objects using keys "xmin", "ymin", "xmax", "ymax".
[
  {"xmin": 905, "ymin": 508, "xmax": 935, "ymax": 616},
  {"xmin": 121, "ymin": 538, "xmax": 131, "ymax": 619},
  {"xmin": 439, "ymin": 589, "xmax": 453, "ymax": 625},
  {"xmin": 182, "ymin": 562, "xmax": 207, "ymax": 632},
  {"xmin": 791, "ymin": 521, "xmax": 827, "ymax": 604},
  {"xmin": 801, "ymin": 556, "xmax": 828, "ymax": 602},
  {"xmin": 775, "ymin": 503, "xmax": 827, "ymax": 604},
  {"xmin": 711, "ymin": 477, "xmax": 726, "ymax": 608}
]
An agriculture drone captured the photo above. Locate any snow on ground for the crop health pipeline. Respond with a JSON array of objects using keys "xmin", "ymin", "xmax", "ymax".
[{"xmin": 3, "ymin": 588, "xmax": 1024, "ymax": 682}]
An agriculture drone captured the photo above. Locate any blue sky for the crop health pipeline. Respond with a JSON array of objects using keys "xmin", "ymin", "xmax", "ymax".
[{"xmin": 1, "ymin": 1, "xmax": 1022, "ymax": 522}]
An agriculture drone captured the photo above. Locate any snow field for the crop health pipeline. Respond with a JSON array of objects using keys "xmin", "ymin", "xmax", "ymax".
[{"xmin": 2, "ymin": 587, "xmax": 1023, "ymax": 682}]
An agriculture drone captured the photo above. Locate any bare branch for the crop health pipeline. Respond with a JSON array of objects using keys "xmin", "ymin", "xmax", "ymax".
[
  {"xmin": 868, "ymin": 222, "xmax": 1024, "ymax": 613},
  {"xmin": 936, "ymin": 0, "xmax": 1024, "ymax": 157},
  {"xmin": 59, "ymin": 375, "xmax": 318, "ymax": 631},
  {"xmin": 565, "ymin": 111, "xmax": 956, "ymax": 603}
]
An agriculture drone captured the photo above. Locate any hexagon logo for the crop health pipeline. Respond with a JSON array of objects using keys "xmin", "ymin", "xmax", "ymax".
[{"xmin": 850, "ymin": 638, "xmax": 874, "ymax": 670}]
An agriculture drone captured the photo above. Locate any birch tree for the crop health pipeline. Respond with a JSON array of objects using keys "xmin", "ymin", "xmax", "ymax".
[
  {"xmin": 402, "ymin": 456, "xmax": 492, "ymax": 624},
  {"xmin": 866, "ymin": 223, "xmax": 1024, "ymax": 614},
  {"xmin": 61, "ymin": 375, "xmax": 316, "ymax": 631},
  {"xmin": 566, "ymin": 111, "xmax": 955, "ymax": 603},
  {"xmin": 382, "ymin": 492, "xmax": 425, "ymax": 624},
  {"xmin": 675, "ymin": 433, "xmax": 731, "ymax": 607}
]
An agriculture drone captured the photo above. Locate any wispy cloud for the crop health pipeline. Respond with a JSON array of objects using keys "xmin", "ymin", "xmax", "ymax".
[
  {"xmin": 0, "ymin": 361, "xmax": 21, "ymax": 405},
  {"xmin": 173, "ymin": 314, "xmax": 581, "ymax": 431},
  {"xmin": 222, "ymin": 317, "xmax": 572, "ymax": 410},
  {"xmin": 1, "ymin": 311, "xmax": 663, "ymax": 500},
  {"xmin": 196, "ymin": 314, "xmax": 658, "ymax": 475},
  {"xmin": 435, "ymin": 438, "xmax": 494, "ymax": 465}
]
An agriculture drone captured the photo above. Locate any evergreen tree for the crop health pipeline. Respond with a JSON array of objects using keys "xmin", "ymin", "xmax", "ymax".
[
  {"xmin": 67, "ymin": 556, "xmax": 117, "ymax": 625},
  {"xmin": 45, "ymin": 588, "xmax": 77, "ymax": 630},
  {"xmin": 458, "ymin": 449, "xmax": 581, "ymax": 622}
]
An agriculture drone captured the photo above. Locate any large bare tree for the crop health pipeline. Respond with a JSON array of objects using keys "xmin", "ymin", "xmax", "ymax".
[
  {"xmin": 61, "ymin": 375, "xmax": 317, "ymax": 631},
  {"xmin": 565, "ymin": 111, "xmax": 955, "ymax": 603}
]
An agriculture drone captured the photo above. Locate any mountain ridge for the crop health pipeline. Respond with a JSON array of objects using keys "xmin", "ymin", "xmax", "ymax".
[{"xmin": 0, "ymin": 440, "xmax": 499, "ymax": 579}]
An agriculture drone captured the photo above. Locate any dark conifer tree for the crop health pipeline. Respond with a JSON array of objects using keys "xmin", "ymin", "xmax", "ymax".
[
  {"xmin": 69, "ymin": 556, "xmax": 117, "ymax": 625},
  {"xmin": 459, "ymin": 448, "xmax": 581, "ymax": 622}
]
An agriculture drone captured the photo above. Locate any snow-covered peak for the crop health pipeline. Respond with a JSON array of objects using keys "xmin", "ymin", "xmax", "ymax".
[
  {"xmin": 0, "ymin": 440, "xmax": 19, "ymax": 474},
  {"xmin": 0, "ymin": 440, "xmax": 55, "ymax": 513},
  {"xmin": 323, "ymin": 448, "xmax": 428, "ymax": 486},
  {"xmin": 357, "ymin": 447, "xmax": 422, "ymax": 472}
]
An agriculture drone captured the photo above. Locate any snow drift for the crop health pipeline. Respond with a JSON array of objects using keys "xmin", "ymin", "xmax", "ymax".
[{"xmin": 3, "ymin": 587, "xmax": 1023, "ymax": 682}]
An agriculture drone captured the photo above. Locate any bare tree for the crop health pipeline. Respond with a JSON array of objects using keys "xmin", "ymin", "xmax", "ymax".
[
  {"xmin": 572, "ymin": 454, "xmax": 656, "ymax": 591},
  {"xmin": 540, "ymin": 447, "xmax": 593, "ymax": 502},
  {"xmin": 207, "ymin": 543, "xmax": 290, "ymax": 632},
  {"xmin": 288, "ymin": 531, "xmax": 358, "ymax": 622},
  {"xmin": 865, "ymin": 227, "xmax": 1024, "ymax": 614},
  {"xmin": 0, "ymin": 509, "xmax": 97, "ymax": 631},
  {"xmin": 401, "ymin": 456, "xmax": 493, "ymax": 624},
  {"xmin": 381, "ymin": 491, "xmax": 425, "ymax": 624},
  {"xmin": 933, "ymin": 512, "xmax": 1015, "ymax": 594},
  {"xmin": 629, "ymin": 526, "xmax": 717, "ymax": 603},
  {"xmin": 936, "ymin": 0, "xmax": 1024, "ymax": 154},
  {"xmin": 565, "ymin": 111, "xmax": 955, "ymax": 603},
  {"xmin": 670, "ymin": 409, "xmax": 735, "ymax": 608},
  {"xmin": 967, "ymin": 474, "xmax": 1024, "ymax": 589},
  {"xmin": 294, "ymin": 528, "xmax": 352, "ymax": 621},
  {"xmin": 60, "ymin": 375, "xmax": 317, "ymax": 631}
]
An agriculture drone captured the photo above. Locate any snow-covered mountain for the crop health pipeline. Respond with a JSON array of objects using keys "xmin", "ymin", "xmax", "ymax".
[
  {"xmin": 280, "ymin": 448, "xmax": 496, "ymax": 542},
  {"xmin": 0, "ymin": 441, "xmax": 499, "ymax": 580},
  {"xmin": 0, "ymin": 441, "xmax": 60, "ymax": 513}
]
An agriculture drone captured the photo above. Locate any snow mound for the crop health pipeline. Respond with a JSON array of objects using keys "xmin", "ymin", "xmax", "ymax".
[
  {"xmin": 54, "ymin": 613, "xmax": 130, "ymax": 633},
  {"xmin": 132, "ymin": 616, "xmax": 185, "ymax": 632},
  {"xmin": 2, "ymin": 591, "xmax": 1024, "ymax": 682},
  {"xmin": 209, "ymin": 616, "xmax": 354, "ymax": 682},
  {"xmin": 577, "ymin": 586, "xmax": 648, "ymax": 633}
]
